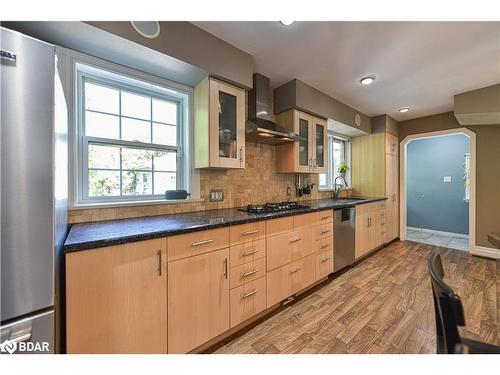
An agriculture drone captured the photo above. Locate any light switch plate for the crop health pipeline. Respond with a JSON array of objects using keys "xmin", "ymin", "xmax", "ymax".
[
  {"xmin": 209, "ymin": 189, "xmax": 224, "ymax": 202},
  {"xmin": 443, "ymin": 176, "xmax": 452, "ymax": 183}
]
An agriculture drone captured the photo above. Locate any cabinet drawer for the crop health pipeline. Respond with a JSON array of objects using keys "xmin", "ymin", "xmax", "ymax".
[
  {"xmin": 266, "ymin": 216, "xmax": 293, "ymax": 237},
  {"xmin": 316, "ymin": 251, "xmax": 333, "ymax": 280},
  {"xmin": 294, "ymin": 212, "xmax": 317, "ymax": 229},
  {"xmin": 266, "ymin": 254, "xmax": 316, "ymax": 307},
  {"xmin": 315, "ymin": 210, "xmax": 333, "ymax": 224},
  {"xmin": 167, "ymin": 227, "xmax": 229, "ymax": 261},
  {"xmin": 230, "ymin": 257, "xmax": 266, "ymax": 289},
  {"xmin": 230, "ymin": 239, "xmax": 266, "ymax": 267},
  {"xmin": 315, "ymin": 222, "xmax": 333, "ymax": 240},
  {"xmin": 266, "ymin": 227, "xmax": 315, "ymax": 271},
  {"xmin": 230, "ymin": 221, "xmax": 266, "ymax": 246},
  {"xmin": 230, "ymin": 276, "xmax": 266, "ymax": 328},
  {"xmin": 316, "ymin": 235, "xmax": 333, "ymax": 253},
  {"xmin": 356, "ymin": 202, "xmax": 381, "ymax": 216}
]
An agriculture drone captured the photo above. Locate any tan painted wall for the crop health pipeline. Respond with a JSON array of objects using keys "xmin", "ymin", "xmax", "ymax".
[
  {"xmin": 399, "ymin": 112, "xmax": 500, "ymax": 248},
  {"xmin": 274, "ymin": 79, "xmax": 372, "ymax": 133},
  {"xmin": 86, "ymin": 21, "xmax": 254, "ymax": 88},
  {"xmin": 68, "ymin": 143, "xmax": 341, "ymax": 224}
]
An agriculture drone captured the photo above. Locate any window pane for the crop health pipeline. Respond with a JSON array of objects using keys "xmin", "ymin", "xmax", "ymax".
[
  {"xmin": 332, "ymin": 140, "xmax": 345, "ymax": 180},
  {"xmin": 85, "ymin": 82, "xmax": 119, "ymax": 114},
  {"xmin": 88, "ymin": 144, "xmax": 120, "ymax": 169},
  {"xmin": 122, "ymin": 148, "xmax": 153, "ymax": 170},
  {"xmin": 153, "ymin": 151, "xmax": 176, "ymax": 171},
  {"xmin": 122, "ymin": 171, "xmax": 152, "ymax": 195},
  {"xmin": 153, "ymin": 99, "xmax": 177, "ymax": 124},
  {"xmin": 154, "ymin": 172, "xmax": 176, "ymax": 194},
  {"xmin": 85, "ymin": 111, "xmax": 120, "ymax": 139},
  {"xmin": 121, "ymin": 91, "xmax": 151, "ymax": 120},
  {"xmin": 122, "ymin": 117, "xmax": 151, "ymax": 143},
  {"xmin": 153, "ymin": 123, "xmax": 176, "ymax": 146},
  {"xmin": 319, "ymin": 174, "xmax": 327, "ymax": 187},
  {"xmin": 88, "ymin": 170, "xmax": 120, "ymax": 197}
]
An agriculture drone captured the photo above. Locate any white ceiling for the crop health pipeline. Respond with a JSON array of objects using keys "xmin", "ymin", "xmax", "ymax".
[{"xmin": 193, "ymin": 21, "xmax": 500, "ymax": 121}]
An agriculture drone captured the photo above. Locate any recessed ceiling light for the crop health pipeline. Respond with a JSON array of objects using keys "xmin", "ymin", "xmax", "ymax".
[
  {"xmin": 398, "ymin": 107, "xmax": 410, "ymax": 113},
  {"xmin": 359, "ymin": 76, "xmax": 375, "ymax": 85},
  {"xmin": 280, "ymin": 20, "xmax": 295, "ymax": 26}
]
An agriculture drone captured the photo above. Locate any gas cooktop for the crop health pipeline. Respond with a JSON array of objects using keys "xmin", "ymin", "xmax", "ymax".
[{"xmin": 238, "ymin": 201, "xmax": 310, "ymax": 214}]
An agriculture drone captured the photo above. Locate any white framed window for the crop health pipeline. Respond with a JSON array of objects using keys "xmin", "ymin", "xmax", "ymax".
[
  {"xmin": 65, "ymin": 52, "xmax": 194, "ymax": 207},
  {"xmin": 319, "ymin": 134, "xmax": 351, "ymax": 190}
]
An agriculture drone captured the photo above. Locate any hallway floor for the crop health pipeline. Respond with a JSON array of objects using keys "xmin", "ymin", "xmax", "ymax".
[
  {"xmin": 407, "ymin": 229, "xmax": 469, "ymax": 251},
  {"xmin": 214, "ymin": 241, "xmax": 499, "ymax": 354}
]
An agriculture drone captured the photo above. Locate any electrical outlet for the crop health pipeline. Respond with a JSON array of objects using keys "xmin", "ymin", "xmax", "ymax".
[
  {"xmin": 286, "ymin": 186, "xmax": 291, "ymax": 196},
  {"xmin": 209, "ymin": 189, "xmax": 224, "ymax": 202}
]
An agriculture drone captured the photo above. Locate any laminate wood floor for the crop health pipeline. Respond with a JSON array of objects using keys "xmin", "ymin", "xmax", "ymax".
[{"xmin": 215, "ymin": 240, "xmax": 500, "ymax": 354}]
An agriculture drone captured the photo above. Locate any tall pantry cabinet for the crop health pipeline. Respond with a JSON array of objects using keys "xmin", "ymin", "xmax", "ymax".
[{"xmin": 351, "ymin": 129, "xmax": 399, "ymax": 243}]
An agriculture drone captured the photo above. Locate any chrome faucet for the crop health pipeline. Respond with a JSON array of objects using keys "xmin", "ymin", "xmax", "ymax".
[{"xmin": 333, "ymin": 175, "xmax": 347, "ymax": 199}]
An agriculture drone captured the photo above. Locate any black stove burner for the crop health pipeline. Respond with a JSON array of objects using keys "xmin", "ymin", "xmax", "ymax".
[{"xmin": 239, "ymin": 201, "xmax": 310, "ymax": 214}]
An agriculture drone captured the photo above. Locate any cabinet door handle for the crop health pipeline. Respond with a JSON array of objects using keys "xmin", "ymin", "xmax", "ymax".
[
  {"xmin": 321, "ymin": 257, "xmax": 330, "ymax": 263},
  {"xmin": 223, "ymin": 258, "xmax": 228, "ymax": 279},
  {"xmin": 367, "ymin": 218, "xmax": 371, "ymax": 227},
  {"xmin": 290, "ymin": 267, "xmax": 302, "ymax": 274},
  {"xmin": 192, "ymin": 239, "xmax": 214, "ymax": 246},
  {"xmin": 157, "ymin": 250, "xmax": 162, "ymax": 276},
  {"xmin": 242, "ymin": 249, "xmax": 259, "ymax": 257},
  {"xmin": 392, "ymin": 194, "xmax": 397, "ymax": 201},
  {"xmin": 289, "ymin": 238, "xmax": 302, "ymax": 244},
  {"xmin": 241, "ymin": 230, "xmax": 258, "ymax": 236},
  {"xmin": 320, "ymin": 216, "xmax": 330, "ymax": 220},
  {"xmin": 321, "ymin": 243, "xmax": 330, "ymax": 249},
  {"xmin": 321, "ymin": 229, "xmax": 330, "ymax": 235},
  {"xmin": 242, "ymin": 289, "xmax": 259, "ymax": 299},
  {"xmin": 239, "ymin": 146, "xmax": 243, "ymax": 165},
  {"xmin": 242, "ymin": 269, "xmax": 259, "ymax": 278}
]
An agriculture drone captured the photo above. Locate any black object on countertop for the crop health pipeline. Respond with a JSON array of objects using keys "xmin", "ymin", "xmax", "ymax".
[
  {"xmin": 165, "ymin": 190, "xmax": 190, "ymax": 200},
  {"xmin": 64, "ymin": 197, "xmax": 387, "ymax": 253}
]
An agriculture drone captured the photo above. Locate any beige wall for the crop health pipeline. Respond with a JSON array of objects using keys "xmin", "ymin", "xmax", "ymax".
[
  {"xmin": 399, "ymin": 112, "xmax": 500, "ymax": 248},
  {"xmin": 86, "ymin": 21, "xmax": 254, "ymax": 88},
  {"xmin": 274, "ymin": 79, "xmax": 372, "ymax": 133},
  {"xmin": 68, "ymin": 143, "xmax": 338, "ymax": 224}
]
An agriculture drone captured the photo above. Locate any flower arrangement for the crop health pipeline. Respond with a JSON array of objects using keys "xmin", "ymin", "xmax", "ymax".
[{"xmin": 338, "ymin": 161, "xmax": 349, "ymax": 175}]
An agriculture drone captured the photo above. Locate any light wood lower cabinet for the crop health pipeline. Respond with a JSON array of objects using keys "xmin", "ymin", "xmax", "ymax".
[
  {"xmin": 66, "ymin": 239, "xmax": 167, "ymax": 354},
  {"xmin": 266, "ymin": 227, "xmax": 315, "ymax": 271},
  {"xmin": 167, "ymin": 247, "xmax": 230, "ymax": 353},
  {"xmin": 355, "ymin": 203, "xmax": 386, "ymax": 259},
  {"xmin": 267, "ymin": 254, "xmax": 316, "ymax": 307},
  {"xmin": 230, "ymin": 276, "xmax": 267, "ymax": 328},
  {"xmin": 316, "ymin": 251, "xmax": 334, "ymax": 281}
]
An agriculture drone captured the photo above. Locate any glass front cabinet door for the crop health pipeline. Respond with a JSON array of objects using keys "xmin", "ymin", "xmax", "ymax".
[
  {"xmin": 275, "ymin": 109, "xmax": 328, "ymax": 174},
  {"xmin": 312, "ymin": 117, "xmax": 328, "ymax": 173},
  {"xmin": 194, "ymin": 77, "xmax": 245, "ymax": 169}
]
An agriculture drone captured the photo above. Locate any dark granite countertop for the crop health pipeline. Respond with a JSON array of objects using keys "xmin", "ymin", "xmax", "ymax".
[{"xmin": 64, "ymin": 197, "xmax": 387, "ymax": 253}]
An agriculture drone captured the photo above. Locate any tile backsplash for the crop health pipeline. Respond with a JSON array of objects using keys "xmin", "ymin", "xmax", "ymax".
[{"xmin": 68, "ymin": 142, "xmax": 346, "ymax": 224}]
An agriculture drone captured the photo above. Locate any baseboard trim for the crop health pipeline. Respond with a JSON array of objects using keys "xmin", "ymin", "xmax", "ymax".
[
  {"xmin": 471, "ymin": 245, "xmax": 500, "ymax": 260},
  {"xmin": 407, "ymin": 226, "xmax": 469, "ymax": 239}
]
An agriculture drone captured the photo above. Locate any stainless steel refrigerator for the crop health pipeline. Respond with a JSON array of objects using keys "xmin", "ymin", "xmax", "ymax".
[{"xmin": 1, "ymin": 27, "xmax": 68, "ymax": 354}]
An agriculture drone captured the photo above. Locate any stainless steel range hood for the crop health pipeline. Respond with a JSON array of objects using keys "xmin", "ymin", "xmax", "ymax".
[{"xmin": 246, "ymin": 73, "xmax": 300, "ymax": 144}]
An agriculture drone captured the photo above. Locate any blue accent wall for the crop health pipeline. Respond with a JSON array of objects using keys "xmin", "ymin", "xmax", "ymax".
[{"xmin": 407, "ymin": 134, "xmax": 469, "ymax": 234}]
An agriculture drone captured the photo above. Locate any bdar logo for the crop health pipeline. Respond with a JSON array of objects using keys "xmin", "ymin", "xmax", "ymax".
[{"xmin": 0, "ymin": 339, "xmax": 18, "ymax": 354}]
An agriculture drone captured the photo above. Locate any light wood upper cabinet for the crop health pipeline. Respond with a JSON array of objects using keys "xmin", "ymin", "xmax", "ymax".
[
  {"xmin": 312, "ymin": 116, "xmax": 328, "ymax": 173},
  {"xmin": 194, "ymin": 77, "xmax": 246, "ymax": 169},
  {"xmin": 66, "ymin": 239, "xmax": 167, "ymax": 354},
  {"xmin": 275, "ymin": 109, "xmax": 328, "ymax": 173},
  {"xmin": 168, "ymin": 247, "xmax": 230, "ymax": 353}
]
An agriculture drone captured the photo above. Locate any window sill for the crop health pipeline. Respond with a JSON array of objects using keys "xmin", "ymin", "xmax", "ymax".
[
  {"xmin": 318, "ymin": 187, "xmax": 353, "ymax": 192},
  {"xmin": 69, "ymin": 198, "xmax": 204, "ymax": 210}
]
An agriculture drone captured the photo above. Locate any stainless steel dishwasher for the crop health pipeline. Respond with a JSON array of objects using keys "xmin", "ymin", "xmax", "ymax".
[{"xmin": 334, "ymin": 206, "xmax": 356, "ymax": 271}]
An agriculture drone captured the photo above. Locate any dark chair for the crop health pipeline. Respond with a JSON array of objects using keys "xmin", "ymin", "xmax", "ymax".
[{"xmin": 427, "ymin": 253, "xmax": 500, "ymax": 354}]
